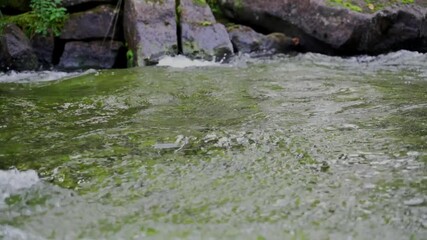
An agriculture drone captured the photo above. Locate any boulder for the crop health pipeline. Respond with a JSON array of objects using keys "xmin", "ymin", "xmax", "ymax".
[
  {"xmin": 61, "ymin": 5, "xmax": 120, "ymax": 40},
  {"xmin": 31, "ymin": 34, "xmax": 55, "ymax": 69},
  {"xmin": 227, "ymin": 25, "xmax": 265, "ymax": 54},
  {"xmin": 0, "ymin": 24, "xmax": 39, "ymax": 71},
  {"xmin": 0, "ymin": 0, "xmax": 31, "ymax": 14},
  {"xmin": 58, "ymin": 41, "xmax": 123, "ymax": 70},
  {"xmin": 415, "ymin": 0, "xmax": 427, "ymax": 8},
  {"xmin": 262, "ymin": 33, "xmax": 300, "ymax": 54},
  {"xmin": 123, "ymin": 0, "xmax": 178, "ymax": 66},
  {"xmin": 219, "ymin": 0, "xmax": 367, "ymax": 54},
  {"xmin": 228, "ymin": 25, "xmax": 299, "ymax": 55},
  {"xmin": 219, "ymin": 0, "xmax": 427, "ymax": 55},
  {"xmin": 180, "ymin": 0, "xmax": 233, "ymax": 60},
  {"xmin": 359, "ymin": 4, "xmax": 427, "ymax": 53}
]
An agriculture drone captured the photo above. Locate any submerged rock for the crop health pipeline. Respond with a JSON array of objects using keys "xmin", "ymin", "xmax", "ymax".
[
  {"xmin": 123, "ymin": 0, "xmax": 178, "ymax": 66},
  {"xmin": 219, "ymin": 0, "xmax": 427, "ymax": 54},
  {"xmin": 228, "ymin": 25, "xmax": 300, "ymax": 55},
  {"xmin": 180, "ymin": 0, "xmax": 233, "ymax": 61},
  {"xmin": 61, "ymin": 4, "xmax": 120, "ymax": 40},
  {"xmin": 58, "ymin": 41, "xmax": 123, "ymax": 70},
  {"xmin": 0, "ymin": 24, "xmax": 39, "ymax": 71}
]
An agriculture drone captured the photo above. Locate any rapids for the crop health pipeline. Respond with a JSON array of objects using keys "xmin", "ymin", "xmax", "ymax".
[{"xmin": 0, "ymin": 52, "xmax": 426, "ymax": 239}]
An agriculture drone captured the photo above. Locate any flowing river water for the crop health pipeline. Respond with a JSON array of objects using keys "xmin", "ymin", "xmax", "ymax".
[{"xmin": 0, "ymin": 51, "xmax": 426, "ymax": 239}]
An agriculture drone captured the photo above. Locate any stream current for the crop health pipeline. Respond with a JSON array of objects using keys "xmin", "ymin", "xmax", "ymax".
[{"xmin": 0, "ymin": 51, "xmax": 426, "ymax": 239}]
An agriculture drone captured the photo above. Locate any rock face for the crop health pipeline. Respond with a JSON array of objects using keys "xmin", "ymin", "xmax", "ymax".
[
  {"xmin": 31, "ymin": 35, "xmax": 55, "ymax": 69},
  {"xmin": 359, "ymin": 5, "xmax": 427, "ymax": 53},
  {"xmin": 0, "ymin": 24, "xmax": 39, "ymax": 71},
  {"xmin": 415, "ymin": 0, "xmax": 427, "ymax": 7},
  {"xmin": 180, "ymin": 0, "xmax": 233, "ymax": 60},
  {"xmin": 219, "ymin": 0, "xmax": 427, "ymax": 54},
  {"xmin": 228, "ymin": 25, "xmax": 299, "ymax": 55},
  {"xmin": 61, "ymin": 5, "xmax": 120, "ymax": 40},
  {"xmin": 58, "ymin": 41, "xmax": 123, "ymax": 70},
  {"xmin": 123, "ymin": 0, "xmax": 178, "ymax": 66}
]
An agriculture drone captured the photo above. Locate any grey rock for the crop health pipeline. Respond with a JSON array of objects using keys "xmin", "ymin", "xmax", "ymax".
[
  {"xmin": 228, "ymin": 25, "xmax": 265, "ymax": 54},
  {"xmin": 61, "ymin": 5, "xmax": 120, "ymax": 40},
  {"xmin": 228, "ymin": 25, "xmax": 299, "ymax": 55},
  {"xmin": 180, "ymin": 0, "xmax": 233, "ymax": 60},
  {"xmin": 31, "ymin": 34, "xmax": 55, "ymax": 69},
  {"xmin": 123, "ymin": 0, "xmax": 178, "ymax": 66},
  {"xmin": 0, "ymin": 24, "xmax": 39, "ymax": 71},
  {"xmin": 219, "ymin": 0, "xmax": 427, "ymax": 54},
  {"xmin": 359, "ymin": 4, "xmax": 427, "ymax": 53},
  {"xmin": 220, "ymin": 0, "xmax": 366, "ymax": 54},
  {"xmin": 415, "ymin": 0, "xmax": 427, "ymax": 8},
  {"xmin": 58, "ymin": 41, "xmax": 123, "ymax": 70}
]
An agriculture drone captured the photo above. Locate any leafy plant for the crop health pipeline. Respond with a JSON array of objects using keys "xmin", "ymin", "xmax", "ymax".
[
  {"xmin": 0, "ymin": 0, "xmax": 68, "ymax": 37},
  {"xmin": 30, "ymin": 0, "xmax": 68, "ymax": 36},
  {"xmin": 206, "ymin": 0, "xmax": 222, "ymax": 15},
  {"xmin": 126, "ymin": 49, "xmax": 134, "ymax": 68}
]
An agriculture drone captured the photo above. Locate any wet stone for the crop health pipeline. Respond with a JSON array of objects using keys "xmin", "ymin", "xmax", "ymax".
[
  {"xmin": 0, "ymin": 24, "xmax": 39, "ymax": 71},
  {"xmin": 61, "ymin": 5, "xmax": 120, "ymax": 40},
  {"xmin": 180, "ymin": 0, "xmax": 233, "ymax": 60},
  {"xmin": 123, "ymin": 0, "xmax": 177, "ymax": 66},
  {"xmin": 58, "ymin": 41, "xmax": 123, "ymax": 70}
]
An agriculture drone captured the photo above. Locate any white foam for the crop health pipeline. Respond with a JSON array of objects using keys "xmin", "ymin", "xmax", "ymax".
[
  {"xmin": 0, "ymin": 169, "xmax": 40, "ymax": 208},
  {"xmin": 157, "ymin": 55, "xmax": 221, "ymax": 68},
  {"xmin": 0, "ymin": 225, "xmax": 44, "ymax": 240},
  {"xmin": 0, "ymin": 69, "xmax": 97, "ymax": 83}
]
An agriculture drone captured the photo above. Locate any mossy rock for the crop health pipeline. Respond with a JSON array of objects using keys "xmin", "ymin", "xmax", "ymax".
[{"xmin": 327, "ymin": 0, "xmax": 416, "ymax": 12}]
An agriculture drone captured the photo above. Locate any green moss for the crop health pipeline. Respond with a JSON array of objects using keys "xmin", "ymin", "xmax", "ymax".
[
  {"xmin": 328, "ymin": 0, "xmax": 363, "ymax": 12},
  {"xmin": 0, "ymin": 13, "xmax": 37, "ymax": 35},
  {"xmin": 126, "ymin": 49, "xmax": 134, "ymax": 68},
  {"xmin": 145, "ymin": 0, "xmax": 165, "ymax": 4},
  {"xmin": 0, "ymin": 67, "xmax": 263, "ymax": 194},
  {"xmin": 328, "ymin": 0, "xmax": 416, "ymax": 12},
  {"xmin": 367, "ymin": 75, "xmax": 427, "ymax": 151},
  {"xmin": 193, "ymin": 0, "xmax": 207, "ymax": 6},
  {"xmin": 199, "ymin": 21, "xmax": 213, "ymax": 26}
]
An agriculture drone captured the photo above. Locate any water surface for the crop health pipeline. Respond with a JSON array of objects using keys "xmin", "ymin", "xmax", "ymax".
[{"xmin": 0, "ymin": 52, "xmax": 426, "ymax": 239}]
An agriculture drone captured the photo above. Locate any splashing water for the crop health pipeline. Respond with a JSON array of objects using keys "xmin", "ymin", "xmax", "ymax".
[{"xmin": 157, "ymin": 55, "xmax": 221, "ymax": 68}]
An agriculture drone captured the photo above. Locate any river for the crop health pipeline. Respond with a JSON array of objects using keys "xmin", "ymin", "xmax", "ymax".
[{"xmin": 0, "ymin": 51, "xmax": 426, "ymax": 239}]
